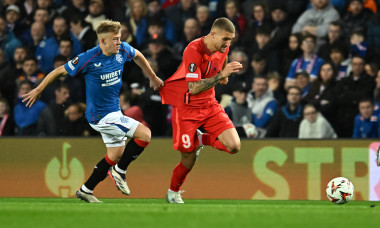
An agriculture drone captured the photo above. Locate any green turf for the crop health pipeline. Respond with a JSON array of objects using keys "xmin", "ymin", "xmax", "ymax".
[{"xmin": 0, "ymin": 198, "xmax": 379, "ymax": 228}]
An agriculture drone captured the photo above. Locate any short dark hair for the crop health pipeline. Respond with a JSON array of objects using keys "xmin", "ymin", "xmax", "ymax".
[
  {"xmin": 358, "ymin": 97, "xmax": 374, "ymax": 106},
  {"xmin": 251, "ymin": 52, "xmax": 266, "ymax": 62},
  {"xmin": 211, "ymin": 17, "xmax": 235, "ymax": 33},
  {"xmin": 59, "ymin": 35, "xmax": 73, "ymax": 46},
  {"xmin": 23, "ymin": 56, "xmax": 38, "ymax": 64},
  {"xmin": 53, "ymin": 54, "xmax": 68, "ymax": 63},
  {"xmin": 287, "ymin": 86, "xmax": 302, "ymax": 94},
  {"xmin": 330, "ymin": 20, "xmax": 343, "ymax": 30},
  {"xmin": 302, "ymin": 33, "xmax": 316, "ymax": 44}
]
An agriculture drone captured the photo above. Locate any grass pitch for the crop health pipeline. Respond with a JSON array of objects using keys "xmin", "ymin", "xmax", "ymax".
[{"xmin": 0, "ymin": 198, "xmax": 378, "ymax": 228}]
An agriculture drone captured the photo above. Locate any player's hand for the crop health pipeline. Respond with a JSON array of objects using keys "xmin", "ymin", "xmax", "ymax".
[
  {"xmin": 221, "ymin": 61, "xmax": 243, "ymax": 79},
  {"xmin": 150, "ymin": 76, "xmax": 164, "ymax": 90},
  {"xmin": 219, "ymin": 77, "xmax": 228, "ymax": 85},
  {"xmin": 21, "ymin": 89, "xmax": 41, "ymax": 108}
]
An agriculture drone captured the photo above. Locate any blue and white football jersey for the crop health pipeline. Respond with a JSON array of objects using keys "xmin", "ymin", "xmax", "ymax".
[{"xmin": 64, "ymin": 42, "xmax": 136, "ymax": 124}]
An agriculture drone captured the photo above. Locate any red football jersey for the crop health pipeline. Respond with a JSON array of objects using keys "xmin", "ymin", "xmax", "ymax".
[{"xmin": 160, "ymin": 37, "xmax": 228, "ymax": 107}]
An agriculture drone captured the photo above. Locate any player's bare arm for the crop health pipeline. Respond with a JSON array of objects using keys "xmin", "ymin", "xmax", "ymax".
[
  {"xmin": 188, "ymin": 61, "xmax": 242, "ymax": 95},
  {"xmin": 219, "ymin": 58, "xmax": 228, "ymax": 85},
  {"xmin": 133, "ymin": 49, "xmax": 164, "ymax": 90},
  {"xmin": 22, "ymin": 65, "xmax": 68, "ymax": 108}
]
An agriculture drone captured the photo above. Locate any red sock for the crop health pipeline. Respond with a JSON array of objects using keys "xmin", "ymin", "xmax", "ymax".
[
  {"xmin": 213, "ymin": 140, "xmax": 233, "ymax": 154},
  {"xmin": 201, "ymin": 133, "xmax": 232, "ymax": 154},
  {"xmin": 170, "ymin": 162, "xmax": 191, "ymax": 192}
]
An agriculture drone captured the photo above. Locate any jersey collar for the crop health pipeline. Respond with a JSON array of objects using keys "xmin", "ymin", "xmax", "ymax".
[{"xmin": 201, "ymin": 36, "xmax": 213, "ymax": 56}]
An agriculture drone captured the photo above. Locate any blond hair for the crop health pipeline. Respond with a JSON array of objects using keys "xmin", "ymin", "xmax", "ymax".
[
  {"xmin": 96, "ymin": 20, "xmax": 121, "ymax": 35},
  {"xmin": 129, "ymin": 0, "xmax": 148, "ymax": 18},
  {"xmin": 211, "ymin": 17, "xmax": 235, "ymax": 33}
]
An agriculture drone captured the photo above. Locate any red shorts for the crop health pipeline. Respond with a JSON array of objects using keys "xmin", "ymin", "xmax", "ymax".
[{"xmin": 171, "ymin": 103, "xmax": 235, "ymax": 152}]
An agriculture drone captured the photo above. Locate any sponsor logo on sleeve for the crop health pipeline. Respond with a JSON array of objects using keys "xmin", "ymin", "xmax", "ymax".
[
  {"xmin": 186, "ymin": 73, "xmax": 198, "ymax": 78},
  {"xmin": 188, "ymin": 63, "xmax": 197, "ymax": 72},
  {"xmin": 72, "ymin": 56, "xmax": 79, "ymax": 65}
]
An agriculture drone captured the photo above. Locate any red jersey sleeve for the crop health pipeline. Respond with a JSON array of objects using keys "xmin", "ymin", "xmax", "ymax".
[{"xmin": 183, "ymin": 46, "xmax": 203, "ymax": 82}]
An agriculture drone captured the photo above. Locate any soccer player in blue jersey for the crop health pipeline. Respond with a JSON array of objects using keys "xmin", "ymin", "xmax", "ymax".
[{"xmin": 22, "ymin": 20, "xmax": 164, "ymax": 203}]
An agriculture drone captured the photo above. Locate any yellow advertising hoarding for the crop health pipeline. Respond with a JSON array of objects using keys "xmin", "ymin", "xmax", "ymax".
[{"xmin": 0, "ymin": 138, "xmax": 379, "ymax": 201}]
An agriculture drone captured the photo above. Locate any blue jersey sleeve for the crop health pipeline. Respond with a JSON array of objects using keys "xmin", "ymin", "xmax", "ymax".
[
  {"xmin": 253, "ymin": 100, "xmax": 278, "ymax": 128},
  {"xmin": 64, "ymin": 51, "xmax": 91, "ymax": 77},
  {"xmin": 286, "ymin": 59, "xmax": 298, "ymax": 80},
  {"xmin": 120, "ymin": 42, "xmax": 136, "ymax": 61}
]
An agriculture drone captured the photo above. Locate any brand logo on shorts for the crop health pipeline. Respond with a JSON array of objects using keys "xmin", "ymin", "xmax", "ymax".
[
  {"xmin": 120, "ymin": 116, "xmax": 129, "ymax": 123},
  {"xmin": 116, "ymin": 54, "xmax": 123, "ymax": 63},
  {"xmin": 188, "ymin": 63, "xmax": 197, "ymax": 72}
]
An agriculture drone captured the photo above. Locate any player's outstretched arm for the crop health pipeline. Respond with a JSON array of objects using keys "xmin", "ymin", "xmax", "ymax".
[
  {"xmin": 22, "ymin": 65, "xmax": 68, "ymax": 107},
  {"xmin": 188, "ymin": 61, "xmax": 242, "ymax": 95},
  {"xmin": 133, "ymin": 49, "xmax": 164, "ymax": 90}
]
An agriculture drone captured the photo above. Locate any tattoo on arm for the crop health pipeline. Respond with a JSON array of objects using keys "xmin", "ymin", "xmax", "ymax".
[{"xmin": 188, "ymin": 73, "xmax": 223, "ymax": 95}]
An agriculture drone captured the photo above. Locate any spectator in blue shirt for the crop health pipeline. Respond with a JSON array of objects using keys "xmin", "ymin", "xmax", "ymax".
[
  {"xmin": 285, "ymin": 33, "xmax": 324, "ymax": 90},
  {"xmin": 353, "ymin": 98, "xmax": 378, "ymax": 138}
]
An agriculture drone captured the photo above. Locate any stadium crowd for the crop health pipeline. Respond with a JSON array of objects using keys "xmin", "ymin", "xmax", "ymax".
[{"xmin": 1, "ymin": 0, "xmax": 380, "ymax": 139}]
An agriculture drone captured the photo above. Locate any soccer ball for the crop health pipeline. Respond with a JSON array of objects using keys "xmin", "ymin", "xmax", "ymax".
[{"xmin": 326, "ymin": 177, "xmax": 354, "ymax": 204}]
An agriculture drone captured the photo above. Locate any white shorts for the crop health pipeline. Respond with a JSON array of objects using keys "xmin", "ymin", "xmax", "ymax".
[{"xmin": 90, "ymin": 111, "xmax": 140, "ymax": 147}]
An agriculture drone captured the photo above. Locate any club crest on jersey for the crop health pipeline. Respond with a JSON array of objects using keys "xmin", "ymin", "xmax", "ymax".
[
  {"xmin": 188, "ymin": 63, "xmax": 197, "ymax": 72},
  {"xmin": 72, "ymin": 56, "xmax": 79, "ymax": 65},
  {"xmin": 116, "ymin": 54, "xmax": 123, "ymax": 63}
]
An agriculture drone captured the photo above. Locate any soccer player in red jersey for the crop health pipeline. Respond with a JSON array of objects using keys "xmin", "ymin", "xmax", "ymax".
[{"xmin": 160, "ymin": 17, "xmax": 243, "ymax": 203}]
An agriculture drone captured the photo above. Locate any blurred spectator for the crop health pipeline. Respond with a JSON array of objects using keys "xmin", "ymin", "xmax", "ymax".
[
  {"xmin": 11, "ymin": 46, "xmax": 27, "ymax": 77},
  {"xmin": 246, "ymin": 75, "xmax": 278, "ymax": 128},
  {"xmin": 224, "ymin": 0, "xmax": 247, "ymax": 35},
  {"xmin": 31, "ymin": 8, "xmax": 53, "ymax": 37},
  {"xmin": 0, "ymin": 16, "xmax": 22, "ymax": 62},
  {"xmin": 294, "ymin": 70, "xmax": 311, "ymax": 98},
  {"xmin": 13, "ymin": 80, "xmax": 52, "ymax": 136},
  {"xmin": 61, "ymin": 0, "xmax": 89, "ymax": 21},
  {"xmin": 196, "ymin": 5, "xmax": 213, "ymax": 36},
  {"xmin": 69, "ymin": 13, "xmax": 97, "ymax": 51},
  {"xmin": 63, "ymin": 103, "xmax": 95, "ymax": 136},
  {"xmin": 5, "ymin": 4, "xmax": 26, "ymax": 37},
  {"xmin": 266, "ymin": 86, "xmax": 303, "ymax": 138},
  {"xmin": 0, "ymin": 49, "xmax": 16, "ymax": 108},
  {"xmin": 126, "ymin": 0, "xmax": 149, "ymax": 47},
  {"xmin": 367, "ymin": 9, "xmax": 380, "ymax": 60},
  {"xmin": 298, "ymin": 103, "xmax": 337, "ymax": 138},
  {"xmin": 17, "ymin": 56, "xmax": 45, "ymax": 86},
  {"xmin": 317, "ymin": 21, "xmax": 345, "ymax": 61},
  {"xmin": 269, "ymin": 5, "xmax": 293, "ymax": 50},
  {"xmin": 242, "ymin": 2, "xmax": 272, "ymax": 48},
  {"xmin": 140, "ymin": 17, "xmax": 169, "ymax": 49},
  {"xmin": 35, "ymin": 15, "xmax": 83, "ymax": 73},
  {"xmin": 285, "ymin": 33, "xmax": 325, "ymax": 90},
  {"xmin": 292, "ymin": 0, "xmax": 340, "ymax": 49},
  {"xmin": 36, "ymin": 0, "xmax": 57, "ymax": 21},
  {"xmin": 280, "ymin": 33, "xmax": 302, "ymax": 77},
  {"xmin": 120, "ymin": 21, "xmax": 137, "ymax": 47},
  {"xmin": 374, "ymin": 69, "xmax": 380, "ymax": 104},
  {"xmin": 58, "ymin": 36, "xmax": 73, "ymax": 59},
  {"xmin": 146, "ymin": 0, "xmax": 177, "ymax": 45},
  {"xmin": 142, "ymin": 33, "xmax": 178, "ymax": 79},
  {"xmin": 0, "ymin": 97, "xmax": 15, "ymax": 136},
  {"xmin": 349, "ymin": 29, "xmax": 368, "ymax": 58},
  {"xmin": 304, "ymin": 62, "xmax": 338, "ymax": 128},
  {"xmin": 20, "ymin": 21, "xmax": 46, "ymax": 53},
  {"xmin": 225, "ymin": 82, "xmax": 256, "ymax": 138},
  {"xmin": 365, "ymin": 62, "xmax": 379, "ymax": 77},
  {"xmin": 267, "ymin": 71, "xmax": 286, "ymax": 106},
  {"xmin": 343, "ymin": 0, "xmax": 372, "ymax": 38},
  {"xmin": 48, "ymin": 82, "xmax": 70, "ymax": 135},
  {"xmin": 248, "ymin": 27, "xmax": 279, "ymax": 72},
  {"xmin": 330, "ymin": 44, "xmax": 351, "ymax": 80},
  {"xmin": 85, "ymin": 0, "xmax": 106, "ymax": 31},
  {"xmin": 173, "ymin": 18, "xmax": 201, "ymax": 61},
  {"xmin": 334, "ymin": 55, "xmax": 375, "ymax": 137},
  {"xmin": 352, "ymin": 98, "xmax": 378, "ymax": 138},
  {"xmin": 246, "ymin": 52, "xmax": 267, "ymax": 88},
  {"xmin": 165, "ymin": 0, "xmax": 196, "ymax": 41}
]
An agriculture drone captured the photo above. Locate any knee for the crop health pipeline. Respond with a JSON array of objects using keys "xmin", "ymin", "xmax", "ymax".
[
  {"xmin": 227, "ymin": 141, "xmax": 241, "ymax": 154},
  {"xmin": 136, "ymin": 125, "xmax": 151, "ymax": 142}
]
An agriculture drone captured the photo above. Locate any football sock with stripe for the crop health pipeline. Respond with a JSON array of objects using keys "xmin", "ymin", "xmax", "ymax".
[
  {"xmin": 201, "ymin": 133, "xmax": 232, "ymax": 154},
  {"xmin": 116, "ymin": 139, "xmax": 148, "ymax": 179},
  {"xmin": 82, "ymin": 155, "xmax": 117, "ymax": 192}
]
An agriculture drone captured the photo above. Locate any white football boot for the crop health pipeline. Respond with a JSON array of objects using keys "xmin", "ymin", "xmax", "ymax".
[
  {"xmin": 108, "ymin": 167, "xmax": 130, "ymax": 195},
  {"xmin": 76, "ymin": 190, "xmax": 103, "ymax": 203},
  {"xmin": 166, "ymin": 189, "xmax": 185, "ymax": 204}
]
